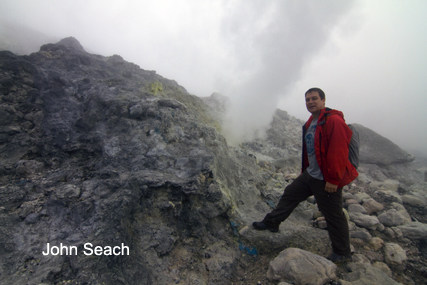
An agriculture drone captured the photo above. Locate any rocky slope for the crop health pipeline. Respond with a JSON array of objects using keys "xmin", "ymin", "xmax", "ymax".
[{"xmin": 0, "ymin": 37, "xmax": 426, "ymax": 285}]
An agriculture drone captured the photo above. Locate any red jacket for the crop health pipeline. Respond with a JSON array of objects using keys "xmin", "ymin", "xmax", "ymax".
[{"xmin": 302, "ymin": 108, "xmax": 358, "ymax": 188}]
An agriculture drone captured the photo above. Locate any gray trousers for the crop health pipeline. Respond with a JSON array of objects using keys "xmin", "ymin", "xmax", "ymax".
[{"xmin": 262, "ymin": 170, "xmax": 351, "ymax": 255}]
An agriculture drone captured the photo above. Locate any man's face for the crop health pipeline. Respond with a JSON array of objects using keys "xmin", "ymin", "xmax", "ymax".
[{"xmin": 305, "ymin": 91, "xmax": 325, "ymax": 115}]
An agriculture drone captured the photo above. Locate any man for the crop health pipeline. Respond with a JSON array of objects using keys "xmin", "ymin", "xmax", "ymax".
[{"xmin": 252, "ymin": 87, "xmax": 358, "ymax": 263}]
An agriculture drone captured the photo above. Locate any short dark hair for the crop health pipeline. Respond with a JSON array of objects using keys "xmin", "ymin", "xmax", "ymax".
[{"xmin": 305, "ymin": 88, "xmax": 325, "ymax": 100}]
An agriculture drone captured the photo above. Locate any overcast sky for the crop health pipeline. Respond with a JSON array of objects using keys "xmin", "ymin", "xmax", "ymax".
[{"xmin": 1, "ymin": 0, "xmax": 426, "ymax": 156}]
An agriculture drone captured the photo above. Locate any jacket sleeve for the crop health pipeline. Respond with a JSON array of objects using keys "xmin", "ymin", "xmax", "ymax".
[{"xmin": 323, "ymin": 115, "xmax": 352, "ymax": 186}]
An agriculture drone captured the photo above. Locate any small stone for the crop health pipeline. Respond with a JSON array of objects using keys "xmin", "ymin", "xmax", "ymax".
[
  {"xmin": 129, "ymin": 104, "xmax": 143, "ymax": 119},
  {"xmin": 363, "ymin": 198, "xmax": 384, "ymax": 215},
  {"xmin": 348, "ymin": 203, "xmax": 368, "ymax": 214},
  {"xmin": 378, "ymin": 209, "xmax": 408, "ymax": 227},
  {"xmin": 369, "ymin": 237, "xmax": 384, "ymax": 251},
  {"xmin": 351, "ymin": 230, "xmax": 372, "ymax": 242},
  {"xmin": 372, "ymin": 261, "xmax": 392, "ymax": 277},
  {"xmin": 402, "ymin": 195, "xmax": 426, "ymax": 208},
  {"xmin": 345, "ymin": 199, "xmax": 359, "ymax": 207},
  {"xmin": 384, "ymin": 243, "xmax": 407, "ymax": 265}
]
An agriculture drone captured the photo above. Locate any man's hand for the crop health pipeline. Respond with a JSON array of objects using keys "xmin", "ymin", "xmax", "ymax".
[{"xmin": 325, "ymin": 182, "xmax": 338, "ymax": 193}]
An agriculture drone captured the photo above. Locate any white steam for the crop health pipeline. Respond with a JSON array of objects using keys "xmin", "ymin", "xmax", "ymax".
[{"xmin": 216, "ymin": 1, "xmax": 357, "ymax": 144}]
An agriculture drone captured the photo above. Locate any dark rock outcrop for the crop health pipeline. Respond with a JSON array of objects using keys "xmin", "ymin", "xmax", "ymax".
[{"xmin": 0, "ymin": 37, "xmax": 242, "ymax": 284}]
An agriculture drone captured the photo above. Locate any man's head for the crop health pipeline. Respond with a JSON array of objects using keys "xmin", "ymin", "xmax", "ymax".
[{"xmin": 305, "ymin": 88, "xmax": 325, "ymax": 118}]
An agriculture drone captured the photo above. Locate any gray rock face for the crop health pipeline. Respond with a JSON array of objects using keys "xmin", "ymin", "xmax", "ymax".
[
  {"xmin": 241, "ymin": 108, "xmax": 304, "ymax": 173},
  {"xmin": 0, "ymin": 37, "xmax": 242, "ymax": 285},
  {"xmin": 352, "ymin": 123, "xmax": 415, "ymax": 166}
]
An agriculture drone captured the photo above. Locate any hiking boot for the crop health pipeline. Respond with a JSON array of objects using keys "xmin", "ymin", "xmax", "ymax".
[
  {"xmin": 327, "ymin": 252, "xmax": 352, "ymax": 264},
  {"xmin": 252, "ymin": 221, "xmax": 279, "ymax": 233}
]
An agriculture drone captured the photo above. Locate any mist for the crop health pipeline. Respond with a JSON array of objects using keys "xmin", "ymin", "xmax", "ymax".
[
  {"xmin": 1, "ymin": 0, "xmax": 426, "ymax": 156},
  {"xmin": 216, "ymin": 1, "xmax": 356, "ymax": 143}
]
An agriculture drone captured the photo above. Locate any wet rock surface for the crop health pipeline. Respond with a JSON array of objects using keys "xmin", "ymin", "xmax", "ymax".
[{"xmin": 1, "ymin": 37, "xmax": 427, "ymax": 285}]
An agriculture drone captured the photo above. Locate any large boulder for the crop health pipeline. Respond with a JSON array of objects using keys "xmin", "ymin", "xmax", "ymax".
[
  {"xmin": 267, "ymin": 248, "xmax": 337, "ymax": 284},
  {"xmin": 352, "ymin": 124, "xmax": 414, "ymax": 166}
]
